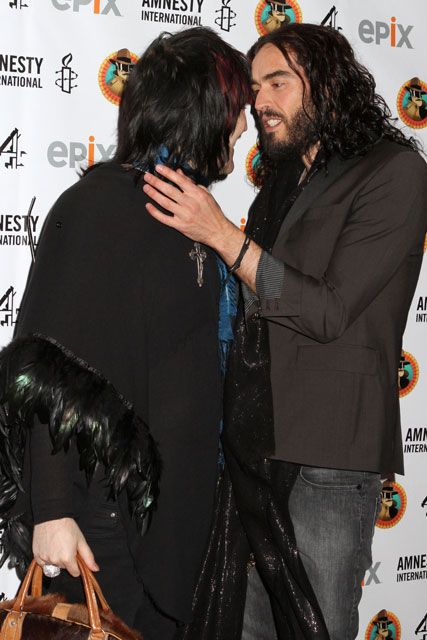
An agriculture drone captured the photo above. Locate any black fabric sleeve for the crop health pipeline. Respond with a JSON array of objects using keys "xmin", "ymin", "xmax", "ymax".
[{"xmin": 30, "ymin": 417, "xmax": 77, "ymax": 524}]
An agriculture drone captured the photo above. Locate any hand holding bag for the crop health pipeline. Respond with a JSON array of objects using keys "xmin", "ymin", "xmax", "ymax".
[{"xmin": 0, "ymin": 555, "xmax": 143, "ymax": 640}]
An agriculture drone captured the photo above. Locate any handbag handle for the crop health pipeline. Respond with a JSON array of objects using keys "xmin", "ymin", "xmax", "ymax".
[
  {"xmin": 11, "ymin": 555, "xmax": 111, "ymax": 640},
  {"xmin": 29, "ymin": 559, "xmax": 110, "ymax": 612}
]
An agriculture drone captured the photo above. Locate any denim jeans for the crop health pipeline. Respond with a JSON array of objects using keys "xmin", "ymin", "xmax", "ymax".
[{"xmin": 242, "ymin": 464, "xmax": 382, "ymax": 640}]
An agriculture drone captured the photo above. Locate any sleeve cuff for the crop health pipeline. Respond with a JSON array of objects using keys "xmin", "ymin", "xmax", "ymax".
[
  {"xmin": 33, "ymin": 508, "xmax": 75, "ymax": 526},
  {"xmin": 259, "ymin": 261, "xmax": 302, "ymax": 318},
  {"xmin": 256, "ymin": 251, "xmax": 285, "ymax": 301},
  {"xmin": 242, "ymin": 282, "xmax": 260, "ymax": 318}
]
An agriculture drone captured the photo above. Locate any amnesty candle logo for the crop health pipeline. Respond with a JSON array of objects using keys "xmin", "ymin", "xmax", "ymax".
[
  {"xmin": 215, "ymin": 0, "xmax": 236, "ymax": 32},
  {"xmin": 397, "ymin": 77, "xmax": 427, "ymax": 129},
  {"xmin": 98, "ymin": 49, "xmax": 138, "ymax": 106},
  {"xmin": 141, "ymin": 0, "xmax": 204, "ymax": 27},
  {"xmin": 376, "ymin": 481, "xmax": 407, "ymax": 529},
  {"xmin": 55, "ymin": 53, "xmax": 78, "ymax": 94},
  {"xmin": 365, "ymin": 610, "xmax": 401, "ymax": 640},
  {"xmin": 254, "ymin": 0, "xmax": 302, "ymax": 36}
]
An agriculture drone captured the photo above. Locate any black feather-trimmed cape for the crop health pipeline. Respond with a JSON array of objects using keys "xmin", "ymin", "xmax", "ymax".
[
  {"xmin": 0, "ymin": 162, "xmax": 222, "ymax": 623},
  {"xmin": 0, "ymin": 333, "xmax": 159, "ymax": 577}
]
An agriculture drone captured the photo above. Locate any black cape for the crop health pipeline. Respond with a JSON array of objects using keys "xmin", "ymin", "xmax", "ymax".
[{"xmin": 0, "ymin": 162, "xmax": 222, "ymax": 623}]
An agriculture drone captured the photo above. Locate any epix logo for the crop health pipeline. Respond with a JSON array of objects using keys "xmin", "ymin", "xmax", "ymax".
[
  {"xmin": 363, "ymin": 562, "xmax": 382, "ymax": 586},
  {"xmin": 51, "ymin": 0, "xmax": 122, "ymax": 15},
  {"xmin": 359, "ymin": 17, "xmax": 414, "ymax": 48},
  {"xmin": 47, "ymin": 135, "xmax": 115, "ymax": 168}
]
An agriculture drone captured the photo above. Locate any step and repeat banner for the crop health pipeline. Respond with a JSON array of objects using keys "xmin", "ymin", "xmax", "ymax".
[{"xmin": 0, "ymin": 1, "xmax": 426, "ymax": 638}]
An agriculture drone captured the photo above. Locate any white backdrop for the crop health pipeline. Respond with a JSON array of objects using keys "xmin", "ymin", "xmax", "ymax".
[{"xmin": 0, "ymin": 2, "xmax": 426, "ymax": 638}]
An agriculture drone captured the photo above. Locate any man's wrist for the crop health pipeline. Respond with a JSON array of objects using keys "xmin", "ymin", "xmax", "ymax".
[{"xmin": 211, "ymin": 220, "xmax": 245, "ymax": 265}]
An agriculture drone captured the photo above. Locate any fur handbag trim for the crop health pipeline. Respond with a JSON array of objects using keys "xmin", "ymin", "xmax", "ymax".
[
  {"xmin": 0, "ymin": 333, "xmax": 160, "ymax": 575},
  {"xmin": 0, "ymin": 593, "xmax": 144, "ymax": 640}
]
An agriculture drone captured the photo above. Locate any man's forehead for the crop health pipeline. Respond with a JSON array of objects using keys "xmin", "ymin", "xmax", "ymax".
[{"xmin": 251, "ymin": 43, "xmax": 300, "ymax": 81}]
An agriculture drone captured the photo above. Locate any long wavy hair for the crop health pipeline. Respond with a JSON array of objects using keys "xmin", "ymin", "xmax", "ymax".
[
  {"xmin": 111, "ymin": 27, "xmax": 251, "ymax": 184},
  {"xmin": 248, "ymin": 23, "xmax": 421, "ymax": 184}
]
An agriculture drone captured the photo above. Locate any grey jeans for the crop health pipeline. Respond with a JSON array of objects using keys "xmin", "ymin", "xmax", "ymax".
[{"xmin": 242, "ymin": 465, "xmax": 382, "ymax": 640}]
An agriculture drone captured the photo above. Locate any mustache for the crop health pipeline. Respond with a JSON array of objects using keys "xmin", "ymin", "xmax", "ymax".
[{"xmin": 258, "ymin": 109, "xmax": 283, "ymax": 120}]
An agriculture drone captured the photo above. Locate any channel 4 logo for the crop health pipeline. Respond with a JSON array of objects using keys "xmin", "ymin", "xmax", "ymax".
[
  {"xmin": 9, "ymin": 0, "xmax": 29, "ymax": 8},
  {"xmin": 0, "ymin": 128, "xmax": 26, "ymax": 170},
  {"xmin": 0, "ymin": 287, "xmax": 18, "ymax": 328},
  {"xmin": 416, "ymin": 614, "xmax": 427, "ymax": 640}
]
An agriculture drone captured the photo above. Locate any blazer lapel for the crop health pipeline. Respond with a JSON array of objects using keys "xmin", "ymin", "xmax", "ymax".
[{"xmin": 274, "ymin": 153, "xmax": 361, "ymax": 249}]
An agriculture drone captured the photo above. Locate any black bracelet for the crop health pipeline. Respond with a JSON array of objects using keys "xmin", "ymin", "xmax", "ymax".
[{"xmin": 228, "ymin": 235, "xmax": 251, "ymax": 275}]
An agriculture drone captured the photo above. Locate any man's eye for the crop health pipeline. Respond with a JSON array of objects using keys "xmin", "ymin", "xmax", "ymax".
[{"xmin": 272, "ymin": 82, "xmax": 284, "ymax": 88}]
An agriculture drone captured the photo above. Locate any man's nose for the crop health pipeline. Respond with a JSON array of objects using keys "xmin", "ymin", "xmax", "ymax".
[{"xmin": 254, "ymin": 87, "xmax": 270, "ymax": 112}]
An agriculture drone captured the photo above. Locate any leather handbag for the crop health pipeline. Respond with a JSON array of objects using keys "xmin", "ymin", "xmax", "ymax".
[{"xmin": 0, "ymin": 555, "xmax": 143, "ymax": 640}]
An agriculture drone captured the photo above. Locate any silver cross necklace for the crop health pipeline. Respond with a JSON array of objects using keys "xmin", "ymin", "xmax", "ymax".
[{"xmin": 189, "ymin": 242, "xmax": 207, "ymax": 287}]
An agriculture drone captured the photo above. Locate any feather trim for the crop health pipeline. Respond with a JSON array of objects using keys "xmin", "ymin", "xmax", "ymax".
[
  {"xmin": 0, "ymin": 513, "xmax": 33, "ymax": 578},
  {"xmin": 0, "ymin": 334, "xmax": 160, "ymax": 573}
]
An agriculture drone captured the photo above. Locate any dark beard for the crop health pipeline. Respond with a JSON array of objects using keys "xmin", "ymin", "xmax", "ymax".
[{"xmin": 260, "ymin": 106, "xmax": 318, "ymax": 163}]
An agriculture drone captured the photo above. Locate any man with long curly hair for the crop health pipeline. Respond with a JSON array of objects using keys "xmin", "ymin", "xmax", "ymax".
[{"xmin": 143, "ymin": 24, "xmax": 427, "ymax": 639}]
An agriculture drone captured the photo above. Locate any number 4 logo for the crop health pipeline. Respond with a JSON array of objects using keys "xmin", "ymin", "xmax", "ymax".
[
  {"xmin": 422, "ymin": 496, "xmax": 427, "ymax": 515},
  {"xmin": 415, "ymin": 613, "xmax": 427, "ymax": 640}
]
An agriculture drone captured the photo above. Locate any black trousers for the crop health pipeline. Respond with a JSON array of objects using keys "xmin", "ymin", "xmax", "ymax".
[{"xmin": 46, "ymin": 487, "xmax": 177, "ymax": 640}]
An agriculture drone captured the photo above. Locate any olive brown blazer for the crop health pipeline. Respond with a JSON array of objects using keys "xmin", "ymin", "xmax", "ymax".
[{"xmin": 258, "ymin": 140, "xmax": 427, "ymax": 474}]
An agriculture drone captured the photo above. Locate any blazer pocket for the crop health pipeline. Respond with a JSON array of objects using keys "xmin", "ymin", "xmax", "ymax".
[{"xmin": 297, "ymin": 344, "xmax": 378, "ymax": 375}]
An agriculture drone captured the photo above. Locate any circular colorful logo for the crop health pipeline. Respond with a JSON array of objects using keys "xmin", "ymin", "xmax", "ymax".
[
  {"xmin": 396, "ymin": 77, "xmax": 427, "ymax": 129},
  {"xmin": 245, "ymin": 143, "xmax": 262, "ymax": 185},
  {"xmin": 98, "ymin": 48, "xmax": 138, "ymax": 106},
  {"xmin": 254, "ymin": 0, "xmax": 303, "ymax": 36},
  {"xmin": 376, "ymin": 481, "xmax": 407, "ymax": 529},
  {"xmin": 398, "ymin": 350, "xmax": 419, "ymax": 397},
  {"xmin": 365, "ymin": 610, "xmax": 401, "ymax": 640}
]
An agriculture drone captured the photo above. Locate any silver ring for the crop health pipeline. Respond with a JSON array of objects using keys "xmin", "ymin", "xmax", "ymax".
[{"xmin": 43, "ymin": 564, "xmax": 61, "ymax": 578}]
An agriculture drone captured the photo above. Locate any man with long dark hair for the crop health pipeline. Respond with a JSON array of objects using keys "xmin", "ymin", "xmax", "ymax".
[{"xmin": 143, "ymin": 23, "xmax": 427, "ymax": 639}]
